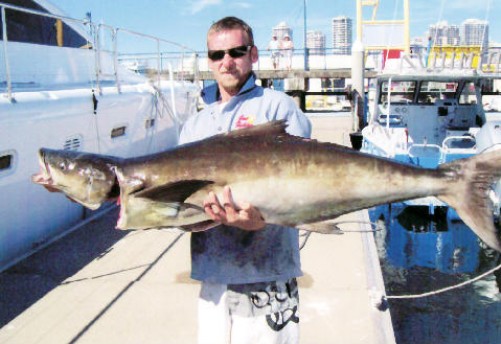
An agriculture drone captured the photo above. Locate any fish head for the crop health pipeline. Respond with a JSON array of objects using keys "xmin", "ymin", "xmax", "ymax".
[{"xmin": 33, "ymin": 148, "xmax": 118, "ymax": 209}]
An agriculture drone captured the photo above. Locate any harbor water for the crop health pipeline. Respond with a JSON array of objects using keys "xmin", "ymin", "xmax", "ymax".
[
  {"xmin": 369, "ymin": 204, "xmax": 501, "ymax": 344},
  {"xmin": 311, "ymin": 113, "xmax": 501, "ymax": 343}
]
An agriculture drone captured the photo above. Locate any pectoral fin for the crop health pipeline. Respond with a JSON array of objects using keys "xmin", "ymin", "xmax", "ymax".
[
  {"xmin": 133, "ymin": 180, "xmax": 214, "ymax": 203},
  {"xmin": 179, "ymin": 220, "xmax": 219, "ymax": 232}
]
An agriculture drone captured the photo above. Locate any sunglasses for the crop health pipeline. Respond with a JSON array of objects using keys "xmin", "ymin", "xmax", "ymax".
[{"xmin": 207, "ymin": 45, "xmax": 253, "ymax": 61}]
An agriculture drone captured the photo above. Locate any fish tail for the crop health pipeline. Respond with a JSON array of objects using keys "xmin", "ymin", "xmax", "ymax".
[{"xmin": 437, "ymin": 150, "xmax": 501, "ymax": 252}]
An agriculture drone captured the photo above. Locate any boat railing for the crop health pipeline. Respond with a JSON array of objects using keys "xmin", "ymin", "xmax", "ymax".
[
  {"xmin": 0, "ymin": 2, "xmax": 197, "ymax": 100},
  {"xmin": 427, "ymin": 51, "xmax": 478, "ymax": 71},
  {"xmin": 386, "ymin": 51, "xmax": 501, "ymax": 77},
  {"xmin": 93, "ymin": 23, "xmax": 197, "ymax": 93},
  {"xmin": 441, "ymin": 135, "xmax": 476, "ymax": 151},
  {"xmin": 407, "ymin": 144, "xmax": 442, "ymax": 167},
  {"xmin": 481, "ymin": 51, "xmax": 501, "ymax": 74},
  {"xmin": 1, "ymin": 5, "xmax": 9, "ymax": 99},
  {"xmin": 439, "ymin": 135, "xmax": 476, "ymax": 163},
  {"xmin": 407, "ymin": 143, "xmax": 441, "ymax": 157}
]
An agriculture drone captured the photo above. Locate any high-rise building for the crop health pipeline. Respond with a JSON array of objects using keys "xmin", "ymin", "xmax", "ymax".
[
  {"xmin": 272, "ymin": 22, "xmax": 293, "ymax": 42},
  {"xmin": 429, "ymin": 21, "xmax": 460, "ymax": 46},
  {"xmin": 460, "ymin": 19, "xmax": 489, "ymax": 48},
  {"xmin": 332, "ymin": 16, "xmax": 352, "ymax": 55},
  {"xmin": 307, "ymin": 30, "xmax": 326, "ymax": 55}
]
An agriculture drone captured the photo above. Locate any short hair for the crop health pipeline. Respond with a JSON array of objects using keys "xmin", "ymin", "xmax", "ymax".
[{"xmin": 207, "ymin": 16, "xmax": 254, "ymax": 46}]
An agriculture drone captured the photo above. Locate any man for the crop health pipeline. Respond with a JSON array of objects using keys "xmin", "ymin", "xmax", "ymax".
[
  {"xmin": 280, "ymin": 34, "xmax": 294, "ymax": 71},
  {"xmin": 179, "ymin": 17, "xmax": 311, "ymax": 343},
  {"xmin": 267, "ymin": 34, "xmax": 280, "ymax": 70}
]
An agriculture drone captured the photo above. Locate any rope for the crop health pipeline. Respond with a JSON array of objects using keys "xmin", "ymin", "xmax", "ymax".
[
  {"xmin": 329, "ymin": 220, "xmax": 382, "ymax": 233},
  {"xmin": 299, "ymin": 231, "xmax": 311, "ymax": 250},
  {"xmin": 385, "ymin": 261, "xmax": 501, "ymax": 300},
  {"xmin": 299, "ymin": 220, "xmax": 382, "ymax": 250},
  {"xmin": 298, "ymin": 218, "xmax": 501, "ymax": 307}
]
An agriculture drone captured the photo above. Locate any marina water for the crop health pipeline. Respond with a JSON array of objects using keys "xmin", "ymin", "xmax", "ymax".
[{"xmin": 369, "ymin": 204, "xmax": 501, "ymax": 344}]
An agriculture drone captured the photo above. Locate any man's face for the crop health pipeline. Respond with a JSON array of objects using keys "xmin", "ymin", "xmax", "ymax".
[{"xmin": 207, "ymin": 29, "xmax": 258, "ymax": 97}]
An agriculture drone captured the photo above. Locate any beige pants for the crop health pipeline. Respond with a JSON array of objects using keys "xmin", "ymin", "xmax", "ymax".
[{"xmin": 198, "ymin": 280, "xmax": 299, "ymax": 344}]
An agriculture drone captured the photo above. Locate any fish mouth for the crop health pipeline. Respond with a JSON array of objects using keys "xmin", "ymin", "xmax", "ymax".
[{"xmin": 31, "ymin": 149, "xmax": 54, "ymax": 186}]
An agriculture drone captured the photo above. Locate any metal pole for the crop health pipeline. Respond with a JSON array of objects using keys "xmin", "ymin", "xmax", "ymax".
[
  {"xmin": 353, "ymin": 0, "xmax": 365, "ymax": 133},
  {"xmin": 1, "ymin": 6, "xmax": 12, "ymax": 100},
  {"xmin": 403, "ymin": 0, "xmax": 410, "ymax": 54},
  {"xmin": 95, "ymin": 24, "xmax": 102, "ymax": 95},
  {"xmin": 156, "ymin": 39, "xmax": 161, "ymax": 88},
  {"xmin": 303, "ymin": 0, "xmax": 308, "ymax": 71},
  {"xmin": 113, "ymin": 28, "xmax": 121, "ymax": 93},
  {"xmin": 356, "ymin": 0, "xmax": 363, "ymax": 42},
  {"xmin": 351, "ymin": 40, "xmax": 365, "ymax": 132}
]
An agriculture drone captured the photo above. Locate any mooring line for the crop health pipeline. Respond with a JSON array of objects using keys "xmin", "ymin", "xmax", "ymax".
[
  {"xmin": 385, "ymin": 261, "xmax": 501, "ymax": 300},
  {"xmin": 298, "ymin": 220, "xmax": 501, "ymax": 304},
  {"xmin": 299, "ymin": 221, "xmax": 382, "ymax": 250}
]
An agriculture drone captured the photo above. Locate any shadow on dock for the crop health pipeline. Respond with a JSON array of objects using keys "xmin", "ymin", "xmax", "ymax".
[{"xmin": 0, "ymin": 208, "xmax": 127, "ymax": 327}]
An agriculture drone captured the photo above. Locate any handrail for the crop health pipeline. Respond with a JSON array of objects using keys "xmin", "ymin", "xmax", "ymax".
[
  {"xmin": 441, "ymin": 135, "xmax": 476, "ymax": 151},
  {"xmin": 407, "ymin": 143, "xmax": 441, "ymax": 158},
  {"xmin": 0, "ymin": 2, "xmax": 197, "ymax": 98},
  {"xmin": 1, "ymin": 6, "xmax": 11, "ymax": 100},
  {"xmin": 96, "ymin": 22, "xmax": 197, "ymax": 92}
]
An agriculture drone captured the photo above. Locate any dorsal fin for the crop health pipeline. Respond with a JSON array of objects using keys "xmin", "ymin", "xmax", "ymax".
[{"xmin": 225, "ymin": 120, "xmax": 288, "ymax": 138}]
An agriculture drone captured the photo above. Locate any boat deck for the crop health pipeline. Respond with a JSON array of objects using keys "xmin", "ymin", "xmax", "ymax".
[{"xmin": 0, "ymin": 115, "xmax": 395, "ymax": 343}]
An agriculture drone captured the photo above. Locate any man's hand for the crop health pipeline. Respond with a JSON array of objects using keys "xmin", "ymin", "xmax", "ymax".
[{"xmin": 203, "ymin": 186, "xmax": 266, "ymax": 231}]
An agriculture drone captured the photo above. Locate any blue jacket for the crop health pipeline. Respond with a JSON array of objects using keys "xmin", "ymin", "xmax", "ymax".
[{"xmin": 179, "ymin": 73, "xmax": 311, "ymax": 284}]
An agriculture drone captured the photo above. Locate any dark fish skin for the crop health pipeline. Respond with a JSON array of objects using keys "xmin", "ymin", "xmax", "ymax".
[
  {"xmin": 34, "ymin": 121, "xmax": 501, "ymax": 251},
  {"xmin": 33, "ymin": 149, "xmax": 120, "ymax": 209}
]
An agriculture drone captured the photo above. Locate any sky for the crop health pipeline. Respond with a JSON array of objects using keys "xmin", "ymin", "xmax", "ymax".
[{"xmin": 47, "ymin": 0, "xmax": 501, "ymax": 53}]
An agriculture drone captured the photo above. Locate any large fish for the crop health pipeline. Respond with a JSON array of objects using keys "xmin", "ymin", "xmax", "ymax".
[{"xmin": 33, "ymin": 121, "xmax": 501, "ymax": 251}]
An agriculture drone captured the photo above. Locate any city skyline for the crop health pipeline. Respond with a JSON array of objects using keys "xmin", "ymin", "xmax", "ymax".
[
  {"xmin": 49, "ymin": 0, "xmax": 501, "ymax": 53},
  {"xmin": 272, "ymin": 16, "xmax": 492, "ymax": 56}
]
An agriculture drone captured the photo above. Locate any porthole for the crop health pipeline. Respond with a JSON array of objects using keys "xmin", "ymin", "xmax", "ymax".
[
  {"xmin": 111, "ymin": 126, "xmax": 127, "ymax": 138},
  {"xmin": 0, "ymin": 154, "xmax": 12, "ymax": 171}
]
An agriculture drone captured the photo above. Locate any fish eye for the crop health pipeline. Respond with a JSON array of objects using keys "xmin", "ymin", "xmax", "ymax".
[{"xmin": 58, "ymin": 160, "xmax": 74, "ymax": 172}]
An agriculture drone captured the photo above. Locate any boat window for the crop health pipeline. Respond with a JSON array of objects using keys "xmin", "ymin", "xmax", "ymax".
[
  {"xmin": 417, "ymin": 81, "xmax": 458, "ymax": 105},
  {"xmin": 111, "ymin": 126, "xmax": 127, "ymax": 138},
  {"xmin": 145, "ymin": 119, "xmax": 156, "ymax": 129},
  {"xmin": 0, "ymin": 154, "xmax": 12, "ymax": 171},
  {"xmin": 0, "ymin": 0, "xmax": 89, "ymax": 48},
  {"xmin": 379, "ymin": 80, "xmax": 416, "ymax": 105},
  {"xmin": 459, "ymin": 82, "xmax": 477, "ymax": 105}
]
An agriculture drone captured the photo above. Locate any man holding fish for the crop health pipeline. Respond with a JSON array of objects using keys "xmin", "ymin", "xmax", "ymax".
[{"xmin": 179, "ymin": 16, "xmax": 311, "ymax": 344}]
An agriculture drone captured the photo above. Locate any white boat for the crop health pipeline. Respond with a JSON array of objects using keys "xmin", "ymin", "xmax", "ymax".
[
  {"xmin": 361, "ymin": 55, "xmax": 501, "ymax": 210},
  {"xmin": 0, "ymin": 0, "xmax": 200, "ymax": 271}
]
